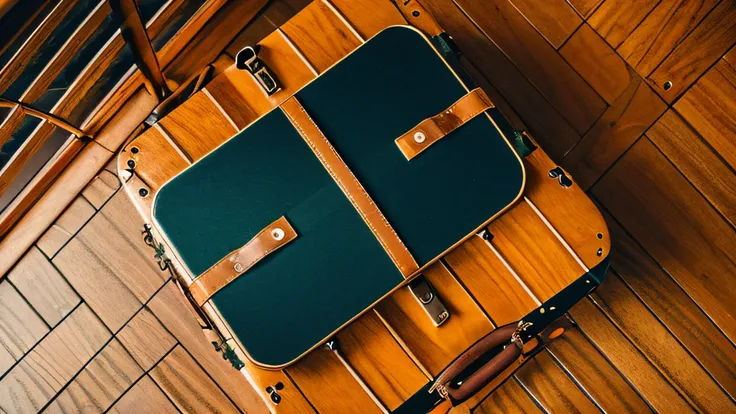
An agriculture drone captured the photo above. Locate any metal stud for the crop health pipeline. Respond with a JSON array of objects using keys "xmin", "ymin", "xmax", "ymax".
[
  {"xmin": 272, "ymin": 228, "xmax": 285, "ymax": 241},
  {"xmin": 234, "ymin": 262, "xmax": 244, "ymax": 273},
  {"xmin": 413, "ymin": 131, "xmax": 426, "ymax": 144}
]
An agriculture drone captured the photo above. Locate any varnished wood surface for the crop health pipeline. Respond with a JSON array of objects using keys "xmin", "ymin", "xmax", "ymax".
[{"xmin": 1, "ymin": 0, "xmax": 736, "ymax": 412}]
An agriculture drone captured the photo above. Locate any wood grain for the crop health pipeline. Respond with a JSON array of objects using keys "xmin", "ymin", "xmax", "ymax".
[
  {"xmin": 567, "ymin": 0, "xmax": 604, "ymax": 18},
  {"xmin": 0, "ymin": 304, "xmax": 110, "ymax": 413},
  {"xmin": 120, "ymin": 127, "xmax": 191, "ymax": 191},
  {"xmin": 109, "ymin": 375, "xmax": 178, "ymax": 414},
  {"xmin": 514, "ymin": 351, "xmax": 599, "ymax": 413},
  {"xmin": 150, "ymin": 345, "xmax": 239, "ymax": 414},
  {"xmin": 0, "ymin": 121, "xmax": 56, "ymax": 197},
  {"xmin": 117, "ymin": 308, "xmax": 177, "ymax": 371},
  {"xmin": 617, "ymin": 0, "xmax": 719, "ymax": 76},
  {"xmin": 81, "ymin": 169, "xmax": 120, "ymax": 209},
  {"xmin": 602, "ymin": 208, "xmax": 736, "ymax": 404},
  {"xmin": 454, "ymin": 0, "xmax": 606, "ymax": 135},
  {"xmin": 45, "ymin": 339, "xmax": 143, "ymax": 413},
  {"xmin": 422, "ymin": 0, "xmax": 581, "ymax": 160},
  {"xmin": 473, "ymin": 378, "xmax": 541, "ymax": 413},
  {"xmin": 588, "ymin": 0, "xmax": 659, "ymax": 48},
  {"xmin": 147, "ymin": 282, "xmax": 278, "ymax": 414},
  {"xmin": 508, "ymin": 0, "xmax": 582, "ymax": 48},
  {"xmin": 647, "ymin": 1, "xmax": 736, "ymax": 102},
  {"xmin": 675, "ymin": 59, "xmax": 736, "ymax": 171},
  {"xmin": 0, "ymin": 106, "xmax": 24, "ymax": 149},
  {"xmin": 593, "ymin": 138, "xmax": 736, "ymax": 347},
  {"xmin": 647, "ymin": 109, "xmax": 736, "ymax": 227},
  {"xmin": 281, "ymin": 0, "xmax": 362, "ymax": 73},
  {"xmin": 6, "ymin": 246, "xmax": 79, "ymax": 327},
  {"xmin": 563, "ymin": 71, "xmax": 666, "ymax": 190},
  {"xmin": 547, "ymin": 328, "xmax": 652, "ymax": 413},
  {"xmin": 329, "ymin": 0, "xmax": 406, "ymax": 39},
  {"xmin": 570, "ymin": 299, "xmax": 694, "ymax": 412},
  {"xmin": 36, "ymin": 196, "xmax": 96, "ymax": 257},
  {"xmin": 561, "ymin": 24, "xmax": 630, "ymax": 104},
  {"xmin": 374, "ymin": 262, "xmax": 493, "ymax": 375},
  {"xmin": 0, "ymin": 281, "xmax": 49, "ymax": 375}
]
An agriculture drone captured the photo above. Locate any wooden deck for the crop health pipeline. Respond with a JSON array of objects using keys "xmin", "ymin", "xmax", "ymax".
[{"xmin": 1, "ymin": 0, "xmax": 735, "ymax": 413}]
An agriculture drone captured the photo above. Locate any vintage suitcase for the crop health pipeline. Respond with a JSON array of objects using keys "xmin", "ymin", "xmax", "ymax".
[{"xmin": 121, "ymin": 0, "xmax": 611, "ymax": 410}]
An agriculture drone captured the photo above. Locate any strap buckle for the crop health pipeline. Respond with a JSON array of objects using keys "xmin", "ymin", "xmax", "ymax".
[
  {"xmin": 236, "ymin": 46, "xmax": 281, "ymax": 96},
  {"xmin": 408, "ymin": 276, "xmax": 450, "ymax": 327}
]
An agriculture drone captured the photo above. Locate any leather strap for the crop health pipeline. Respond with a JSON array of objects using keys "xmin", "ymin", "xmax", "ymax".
[
  {"xmin": 394, "ymin": 0, "xmax": 443, "ymax": 37},
  {"xmin": 281, "ymin": 97, "xmax": 419, "ymax": 277},
  {"xmin": 189, "ymin": 216, "xmax": 297, "ymax": 306},
  {"xmin": 395, "ymin": 88, "xmax": 494, "ymax": 160}
]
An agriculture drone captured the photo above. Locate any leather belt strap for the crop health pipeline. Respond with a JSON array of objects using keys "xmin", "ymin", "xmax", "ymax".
[
  {"xmin": 281, "ymin": 97, "xmax": 419, "ymax": 277},
  {"xmin": 189, "ymin": 216, "xmax": 297, "ymax": 306},
  {"xmin": 395, "ymin": 88, "xmax": 494, "ymax": 160}
]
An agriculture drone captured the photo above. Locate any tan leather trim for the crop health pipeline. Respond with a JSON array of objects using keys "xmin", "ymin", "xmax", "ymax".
[
  {"xmin": 395, "ymin": 88, "xmax": 494, "ymax": 160},
  {"xmin": 189, "ymin": 216, "xmax": 297, "ymax": 306},
  {"xmin": 280, "ymin": 97, "xmax": 419, "ymax": 277},
  {"xmin": 394, "ymin": 0, "xmax": 444, "ymax": 37}
]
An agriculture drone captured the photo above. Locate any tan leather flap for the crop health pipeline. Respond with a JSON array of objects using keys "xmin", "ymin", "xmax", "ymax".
[
  {"xmin": 395, "ymin": 88, "xmax": 494, "ymax": 160},
  {"xmin": 189, "ymin": 216, "xmax": 297, "ymax": 306}
]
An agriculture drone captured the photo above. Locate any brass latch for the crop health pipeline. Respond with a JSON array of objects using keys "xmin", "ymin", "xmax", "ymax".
[
  {"xmin": 236, "ymin": 46, "xmax": 281, "ymax": 96},
  {"xmin": 408, "ymin": 276, "xmax": 450, "ymax": 327}
]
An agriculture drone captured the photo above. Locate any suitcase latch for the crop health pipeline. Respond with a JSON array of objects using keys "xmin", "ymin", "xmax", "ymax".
[
  {"xmin": 236, "ymin": 46, "xmax": 281, "ymax": 96},
  {"xmin": 409, "ymin": 276, "xmax": 450, "ymax": 327}
]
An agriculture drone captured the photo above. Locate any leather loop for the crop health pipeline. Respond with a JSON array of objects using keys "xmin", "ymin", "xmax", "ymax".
[
  {"xmin": 281, "ymin": 97, "xmax": 419, "ymax": 277},
  {"xmin": 395, "ymin": 88, "xmax": 494, "ymax": 160},
  {"xmin": 394, "ymin": 0, "xmax": 443, "ymax": 37},
  {"xmin": 189, "ymin": 216, "xmax": 297, "ymax": 306}
]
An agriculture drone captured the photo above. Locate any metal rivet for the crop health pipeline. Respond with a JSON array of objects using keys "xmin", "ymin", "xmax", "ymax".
[
  {"xmin": 539, "ymin": 307, "xmax": 545, "ymax": 314},
  {"xmin": 413, "ymin": 131, "xmax": 426, "ymax": 143},
  {"xmin": 272, "ymin": 228, "xmax": 285, "ymax": 240},
  {"xmin": 234, "ymin": 262, "xmax": 244, "ymax": 273},
  {"xmin": 127, "ymin": 159, "xmax": 136, "ymax": 169},
  {"xmin": 597, "ymin": 232, "xmax": 603, "ymax": 240},
  {"xmin": 138, "ymin": 188, "xmax": 148, "ymax": 197},
  {"xmin": 663, "ymin": 81, "xmax": 673, "ymax": 91},
  {"xmin": 597, "ymin": 248, "xmax": 603, "ymax": 256},
  {"xmin": 130, "ymin": 146, "xmax": 139, "ymax": 154},
  {"xmin": 412, "ymin": 10, "xmax": 420, "ymax": 17}
]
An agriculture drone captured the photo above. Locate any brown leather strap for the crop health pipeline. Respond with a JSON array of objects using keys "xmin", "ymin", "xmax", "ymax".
[
  {"xmin": 395, "ymin": 88, "xmax": 494, "ymax": 160},
  {"xmin": 394, "ymin": 0, "xmax": 443, "ymax": 37},
  {"xmin": 281, "ymin": 97, "xmax": 419, "ymax": 277},
  {"xmin": 189, "ymin": 216, "xmax": 297, "ymax": 306}
]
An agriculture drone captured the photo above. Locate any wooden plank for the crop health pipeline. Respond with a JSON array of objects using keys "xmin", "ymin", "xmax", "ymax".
[
  {"xmin": 329, "ymin": 0, "xmax": 406, "ymax": 40},
  {"xmin": 224, "ymin": 0, "xmax": 299, "ymax": 57},
  {"xmin": 592, "ymin": 138, "xmax": 736, "ymax": 345},
  {"xmin": 603, "ymin": 208, "xmax": 736, "ymax": 404},
  {"xmin": 444, "ymin": 236, "xmax": 539, "ymax": 326},
  {"xmin": 0, "ymin": 121, "xmax": 56, "ymax": 197},
  {"xmin": 570, "ymin": 299, "xmax": 694, "ymax": 412},
  {"xmin": 647, "ymin": 109, "xmax": 736, "ymax": 227},
  {"xmin": 647, "ymin": 1, "xmax": 736, "ymax": 103},
  {"xmin": 507, "ymin": 0, "xmax": 581, "ymax": 48},
  {"xmin": 374, "ymin": 261, "xmax": 493, "ymax": 375},
  {"xmin": 0, "ymin": 281, "xmax": 49, "ymax": 375},
  {"xmin": 45, "ymin": 339, "xmax": 143, "ymax": 413},
  {"xmin": 454, "ymin": 0, "xmax": 606, "ymax": 135},
  {"xmin": 20, "ymin": 1, "xmax": 112, "ymax": 104},
  {"xmin": 588, "ymin": 0, "xmax": 659, "ymax": 48},
  {"xmin": 523, "ymin": 149, "xmax": 610, "ymax": 269},
  {"xmin": 287, "ymin": 346, "xmax": 384, "ymax": 413},
  {"xmin": 281, "ymin": 0, "xmax": 362, "ymax": 73},
  {"xmin": 158, "ymin": 91, "xmax": 237, "ymax": 161},
  {"xmin": 547, "ymin": 328, "xmax": 652, "ymax": 413},
  {"xmin": 562, "ymin": 72, "xmax": 666, "ymax": 190},
  {"xmin": 336, "ymin": 312, "xmax": 428, "ymax": 410},
  {"xmin": 0, "ymin": 304, "xmax": 111, "ymax": 413},
  {"xmin": 117, "ymin": 308, "xmax": 177, "ymax": 371},
  {"xmin": 6, "ymin": 246, "xmax": 80, "ymax": 327},
  {"xmin": 473, "ymin": 378, "xmax": 541, "ymax": 413},
  {"xmin": 150, "ymin": 345, "xmax": 239, "ymax": 414},
  {"xmin": 81, "ymin": 169, "xmax": 120, "ymax": 209},
  {"xmin": 567, "ymin": 0, "xmax": 604, "ymax": 18},
  {"xmin": 617, "ymin": 0, "xmax": 719, "ymax": 76},
  {"xmin": 560, "ymin": 23, "xmax": 630, "ymax": 104},
  {"xmin": 147, "ymin": 282, "xmax": 278, "ymax": 414},
  {"xmin": 36, "ymin": 196, "xmax": 96, "ymax": 257},
  {"xmin": 514, "ymin": 351, "xmax": 599, "ymax": 413},
  {"xmin": 592, "ymin": 273, "xmax": 734, "ymax": 411},
  {"xmin": 422, "ymin": 0, "xmax": 581, "ymax": 160},
  {"xmin": 0, "ymin": 106, "xmax": 24, "ymax": 149},
  {"xmin": 120, "ymin": 127, "xmax": 190, "ymax": 191},
  {"xmin": 487, "ymin": 201, "xmax": 585, "ymax": 301},
  {"xmin": 674, "ymin": 59, "xmax": 736, "ymax": 171},
  {"xmin": 109, "ymin": 375, "xmax": 178, "ymax": 414},
  {"xmin": 0, "ymin": 0, "xmax": 77, "ymax": 95}
]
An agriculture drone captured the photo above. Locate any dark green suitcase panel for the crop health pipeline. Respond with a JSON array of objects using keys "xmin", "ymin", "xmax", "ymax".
[
  {"xmin": 153, "ymin": 26, "xmax": 524, "ymax": 367},
  {"xmin": 296, "ymin": 27, "xmax": 524, "ymax": 265},
  {"xmin": 154, "ymin": 110, "xmax": 404, "ymax": 366}
]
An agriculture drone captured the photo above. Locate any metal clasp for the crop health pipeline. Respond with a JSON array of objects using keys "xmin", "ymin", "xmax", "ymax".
[
  {"xmin": 408, "ymin": 276, "xmax": 450, "ymax": 327},
  {"xmin": 236, "ymin": 46, "xmax": 281, "ymax": 96}
]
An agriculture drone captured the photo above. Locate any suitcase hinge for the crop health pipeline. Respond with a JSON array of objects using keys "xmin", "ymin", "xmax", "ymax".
[
  {"xmin": 236, "ymin": 45, "xmax": 281, "ymax": 96},
  {"xmin": 408, "ymin": 276, "xmax": 450, "ymax": 327}
]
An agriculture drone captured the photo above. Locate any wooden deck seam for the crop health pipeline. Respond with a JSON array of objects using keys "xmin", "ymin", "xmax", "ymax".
[{"xmin": 3, "ymin": 278, "xmax": 52, "ymax": 331}]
